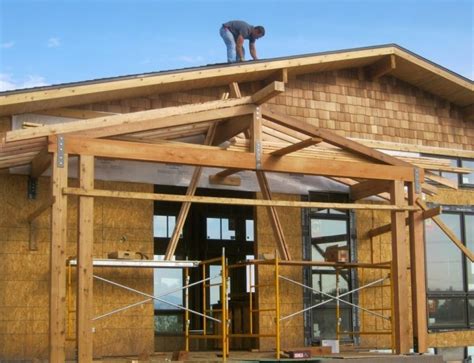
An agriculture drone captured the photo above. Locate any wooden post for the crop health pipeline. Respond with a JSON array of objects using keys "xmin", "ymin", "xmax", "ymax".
[
  {"xmin": 77, "ymin": 155, "xmax": 94, "ymax": 361},
  {"xmin": 390, "ymin": 180, "xmax": 410, "ymax": 354},
  {"xmin": 407, "ymin": 183, "xmax": 428, "ymax": 353},
  {"xmin": 50, "ymin": 150, "xmax": 68, "ymax": 362}
]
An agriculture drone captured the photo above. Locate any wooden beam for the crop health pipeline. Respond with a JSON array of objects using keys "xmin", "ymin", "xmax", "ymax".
[
  {"xmin": 367, "ymin": 206, "xmax": 441, "ymax": 238},
  {"xmin": 164, "ymin": 125, "xmax": 217, "ymax": 260},
  {"xmin": 270, "ymin": 137, "xmax": 322, "ymax": 156},
  {"xmin": 63, "ymin": 188, "xmax": 419, "ymax": 211},
  {"xmin": 51, "ymin": 136, "xmax": 418, "ymax": 181},
  {"xmin": 30, "ymin": 148, "xmax": 51, "ymax": 177},
  {"xmin": 329, "ymin": 177, "xmax": 391, "ymax": 201},
  {"xmin": 350, "ymin": 180, "xmax": 392, "ymax": 201},
  {"xmin": 27, "ymin": 196, "xmax": 55, "ymax": 223},
  {"xmin": 212, "ymin": 115, "xmax": 252, "ymax": 145},
  {"xmin": 36, "ymin": 108, "xmax": 118, "ymax": 119},
  {"xmin": 367, "ymin": 54, "xmax": 397, "ymax": 80},
  {"xmin": 425, "ymin": 171, "xmax": 458, "ymax": 189},
  {"xmin": 252, "ymin": 81, "xmax": 285, "ymax": 105},
  {"xmin": 50, "ymin": 151, "xmax": 68, "ymax": 362},
  {"xmin": 417, "ymin": 200, "xmax": 474, "ymax": 262},
  {"xmin": 229, "ymin": 82, "xmax": 242, "ymax": 98},
  {"xmin": 265, "ymin": 68, "xmax": 288, "ymax": 84},
  {"xmin": 390, "ymin": 180, "xmax": 410, "ymax": 354},
  {"xmin": 6, "ymin": 97, "xmax": 254, "ymax": 142},
  {"xmin": 261, "ymin": 106, "xmax": 417, "ymax": 169},
  {"xmin": 407, "ymin": 183, "xmax": 428, "ymax": 353},
  {"xmin": 77, "ymin": 155, "xmax": 94, "ymax": 362}
]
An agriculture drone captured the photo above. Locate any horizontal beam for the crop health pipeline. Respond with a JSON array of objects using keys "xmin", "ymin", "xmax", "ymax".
[
  {"xmin": 50, "ymin": 136, "xmax": 418, "ymax": 181},
  {"xmin": 6, "ymin": 97, "xmax": 254, "ymax": 142},
  {"xmin": 367, "ymin": 206, "xmax": 442, "ymax": 238},
  {"xmin": 30, "ymin": 148, "xmax": 51, "ymax": 177},
  {"xmin": 63, "ymin": 187, "xmax": 419, "ymax": 211},
  {"xmin": 270, "ymin": 137, "xmax": 322, "ymax": 156},
  {"xmin": 36, "ymin": 108, "xmax": 118, "ymax": 119}
]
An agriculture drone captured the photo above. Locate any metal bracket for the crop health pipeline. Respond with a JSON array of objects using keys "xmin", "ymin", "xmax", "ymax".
[
  {"xmin": 414, "ymin": 168, "xmax": 421, "ymax": 194},
  {"xmin": 255, "ymin": 141, "xmax": 262, "ymax": 170},
  {"xmin": 27, "ymin": 176, "xmax": 38, "ymax": 200},
  {"xmin": 57, "ymin": 135, "xmax": 65, "ymax": 168}
]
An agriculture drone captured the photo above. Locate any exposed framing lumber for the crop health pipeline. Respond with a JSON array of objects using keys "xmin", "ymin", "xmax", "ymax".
[
  {"xmin": 27, "ymin": 196, "xmax": 55, "ymax": 223},
  {"xmin": 49, "ymin": 136, "xmax": 418, "ymax": 181},
  {"xmin": 63, "ymin": 188, "xmax": 419, "ymax": 211},
  {"xmin": 349, "ymin": 180, "xmax": 392, "ymax": 201},
  {"xmin": 367, "ymin": 54, "xmax": 397, "ymax": 80},
  {"xmin": 229, "ymin": 82, "xmax": 242, "ymax": 98},
  {"xmin": 251, "ymin": 81, "xmax": 285, "ymax": 105},
  {"xmin": 367, "ymin": 206, "xmax": 442, "ymax": 238},
  {"xmin": 77, "ymin": 155, "xmax": 94, "ymax": 362},
  {"xmin": 269, "ymin": 137, "xmax": 322, "ymax": 156},
  {"xmin": 425, "ymin": 171, "xmax": 458, "ymax": 189},
  {"xmin": 30, "ymin": 148, "xmax": 52, "ymax": 177},
  {"xmin": 208, "ymin": 174, "xmax": 241, "ymax": 186},
  {"xmin": 6, "ymin": 97, "xmax": 254, "ymax": 142},
  {"xmin": 212, "ymin": 115, "xmax": 252, "ymax": 146},
  {"xmin": 36, "ymin": 108, "xmax": 118, "ymax": 119},
  {"xmin": 164, "ymin": 124, "xmax": 217, "ymax": 260},
  {"xmin": 50, "ymin": 150, "xmax": 68, "ymax": 362},
  {"xmin": 390, "ymin": 180, "xmax": 410, "ymax": 354},
  {"xmin": 261, "ymin": 106, "xmax": 417, "ymax": 169},
  {"xmin": 265, "ymin": 68, "xmax": 288, "ymax": 84},
  {"xmin": 407, "ymin": 183, "xmax": 428, "ymax": 353},
  {"xmin": 417, "ymin": 200, "xmax": 474, "ymax": 262}
]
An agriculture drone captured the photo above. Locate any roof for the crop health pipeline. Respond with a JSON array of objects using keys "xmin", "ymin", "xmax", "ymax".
[{"xmin": 0, "ymin": 44, "xmax": 472, "ymax": 117}]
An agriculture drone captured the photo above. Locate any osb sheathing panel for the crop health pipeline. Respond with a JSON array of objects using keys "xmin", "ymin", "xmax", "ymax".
[
  {"xmin": 0, "ymin": 174, "xmax": 154, "ymax": 360},
  {"xmin": 84, "ymin": 68, "xmax": 474, "ymax": 151},
  {"xmin": 255, "ymin": 192, "xmax": 303, "ymax": 350},
  {"xmin": 356, "ymin": 187, "xmax": 474, "ymax": 350}
]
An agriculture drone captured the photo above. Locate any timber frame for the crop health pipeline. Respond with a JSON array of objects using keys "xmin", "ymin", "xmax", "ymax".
[{"xmin": 1, "ymin": 45, "xmax": 473, "ymax": 362}]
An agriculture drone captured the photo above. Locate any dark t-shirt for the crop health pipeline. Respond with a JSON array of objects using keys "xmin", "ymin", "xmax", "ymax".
[{"xmin": 223, "ymin": 20, "xmax": 256, "ymax": 44}]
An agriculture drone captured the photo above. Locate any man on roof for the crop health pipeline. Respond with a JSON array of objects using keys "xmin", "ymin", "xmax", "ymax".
[{"xmin": 220, "ymin": 20, "xmax": 265, "ymax": 63}]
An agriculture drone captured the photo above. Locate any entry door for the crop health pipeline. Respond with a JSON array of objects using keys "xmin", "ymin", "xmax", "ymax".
[{"xmin": 309, "ymin": 198, "xmax": 353, "ymax": 342}]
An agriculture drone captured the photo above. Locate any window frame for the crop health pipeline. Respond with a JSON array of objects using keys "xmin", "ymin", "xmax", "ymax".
[
  {"xmin": 425, "ymin": 205, "xmax": 474, "ymax": 331},
  {"xmin": 421, "ymin": 154, "xmax": 474, "ymax": 189}
]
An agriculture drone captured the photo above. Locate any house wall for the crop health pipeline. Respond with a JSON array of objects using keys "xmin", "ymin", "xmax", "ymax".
[
  {"xmin": 1, "ymin": 66, "xmax": 472, "ymax": 358},
  {"xmin": 0, "ymin": 174, "xmax": 154, "ymax": 360}
]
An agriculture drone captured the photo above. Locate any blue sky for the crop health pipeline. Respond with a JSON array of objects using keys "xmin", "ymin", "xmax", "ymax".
[{"xmin": 0, "ymin": 0, "xmax": 472, "ymax": 91}]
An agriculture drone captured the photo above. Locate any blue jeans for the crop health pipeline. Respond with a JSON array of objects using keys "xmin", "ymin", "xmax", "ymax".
[{"xmin": 220, "ymin": 27, "xmax": 244, "ymax": 63}]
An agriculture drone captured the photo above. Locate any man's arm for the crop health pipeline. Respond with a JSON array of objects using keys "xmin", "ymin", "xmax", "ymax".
[
  {"xmin": 236, "ymin": 35, "xmax": 245, "ymax": 61},
  {"xmin": 249, "ymin": 42, "xmax": 258, "ymax": 60}
]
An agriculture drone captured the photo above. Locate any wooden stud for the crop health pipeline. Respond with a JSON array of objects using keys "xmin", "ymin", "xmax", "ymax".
[
  {"xmin": 265, "ymin": 68, "xmax": 288, "ymax": 84},
  {"xmin": 407, "ymin": 183, "xmax": 428, "ymax": 353},
  {"xmin": 390, "ymin": 180, "xmax": 410, "ymax": 354},
  {"xmin": 77, "ymin": 154, "xmax": 94, "ymax": 362},
  {"xmin": 269, "ymin": 137, "xmax": 322, "ymax": 156},
  {"xmin": 212, "ymin": 115, "xmax": 252, "ymax": 146},
  {"xmin": 50, "ymin": 150, "xmax": 68, "ymax": 362},
  {"xmin": 229, "ymin": 82, "xmax": 242, "ymax": 98}
]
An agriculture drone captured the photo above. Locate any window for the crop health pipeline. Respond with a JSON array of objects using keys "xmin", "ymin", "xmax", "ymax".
[
  {"xmin": 206, "ymin": 217, "xmax": 235, "ymax": 240},
  {"xmin": 153, "ymin": 255, "xmax": 184, "ymax": 334},
  {"xmin": 422, "ymin": 154, "xmax": 474, "ymax": 188},
  {"xmin": 425, "ymin": 207, "xmax": 474, "ymax": 329},
  {"xmin": 154, "ymin": 215, "xmax": 176, "ymax": 238}
]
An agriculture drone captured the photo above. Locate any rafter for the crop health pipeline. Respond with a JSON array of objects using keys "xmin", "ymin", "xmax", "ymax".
[
  {"xmin": 5, "ymin": 97, "xmax": 254, "ymax": 142},
  {"xmin": 367, "ymin": 54, "xmax": 397, "ymax": 80},
  {"xmin": 270, "ymin": 137, "xmax": 322, "ymax": 156},
  {"xmin": 31, "ymin": 148, "xmax": 52, "ymax": 177},
  {"xmin": 350, "ymin": 180, "xmax": 393, "ymax": 201},
  {"xmin": 252, "ymin": 81, "xmax": 285, "ymax": 105}
]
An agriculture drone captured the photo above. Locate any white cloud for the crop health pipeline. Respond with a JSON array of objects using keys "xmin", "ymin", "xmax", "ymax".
[
  {"xmin": 47, "ymin": 37, "xmax": 61, "ymax": 48},
  {"xmin": 1, "ymin": 41, "xmax": 15, "ymax": 49},
  {"xmin": 0, "ymin": 73, "xmax": 49, "ymax": 92},
  {"xmin": 176, "ymin": 55, "xmax": 204, "ymax": 63}
]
